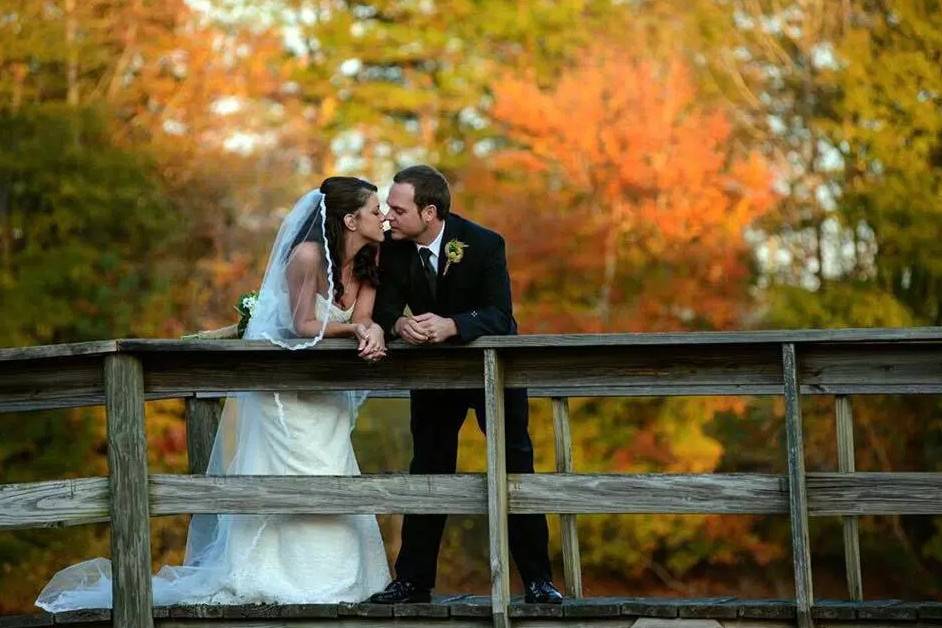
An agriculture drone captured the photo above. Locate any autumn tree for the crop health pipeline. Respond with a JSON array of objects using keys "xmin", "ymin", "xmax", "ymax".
[{"xmin": 487, "ymin": 45, "xmax": 773, "ymax": 331}]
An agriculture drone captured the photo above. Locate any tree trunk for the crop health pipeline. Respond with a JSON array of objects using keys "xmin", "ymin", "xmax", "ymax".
[
  {"xmin": 107, "ymin": 0, "xmax": 142, "ymax": 101},
  {"xmin": 65, "ymin": 0, "xmax": 79, "ymax": 106},
  {"xmin": 597, "ymin": 219, "xmax": 618, "ymax": 327}
]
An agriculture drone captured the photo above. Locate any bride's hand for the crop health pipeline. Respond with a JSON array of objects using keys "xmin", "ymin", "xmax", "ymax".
[{"xmin": 356, "ymin": 323, "xmax": 386, "ymax": 362}]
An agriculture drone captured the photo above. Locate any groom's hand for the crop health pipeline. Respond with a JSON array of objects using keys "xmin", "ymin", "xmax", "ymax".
[
  {"xmin": 395, "ymin": 316, "xmax": 429, "ymax": 344},
  {"xmin": 413, "ymin": 313, "xmax": 457, "ymax": 344}
]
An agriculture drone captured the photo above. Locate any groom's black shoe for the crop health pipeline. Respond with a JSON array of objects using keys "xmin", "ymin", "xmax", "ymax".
[
  {"xmin": 524, "ymin": 579, "xmax": 563, "ymax": 604},
  {"xmin": 368, "ymin": 579, "xmax": 431, "ymax": 604}
]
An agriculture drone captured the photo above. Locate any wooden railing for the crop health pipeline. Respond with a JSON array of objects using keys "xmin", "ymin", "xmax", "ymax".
[{"xmin": 3, "ymin": 328, "xmax": 942, "ymax": 628}]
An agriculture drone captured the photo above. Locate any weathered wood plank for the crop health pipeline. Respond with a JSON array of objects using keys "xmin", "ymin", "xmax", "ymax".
[
  {"xmin": 781, "ymin": 344, "xmax": 813, "ymax": 628},
  {"xmin": 8, "ymin": 382, "xmax": 940, "ymax": 413},
  {"xmin": 3, "ymin": 471, "xmax": 939, "ymax": 530},
  {"xmin": 337, "ymin": 602, "xmax": 392, "ymax": 617},
  {"xmin": 0, "ymin": 340, "xmax": 116, "ymax": 362},
  {"xmin": 150, "ymin": 474, "xmax": 486, "ymax": 515},
  {"xmin": 393, "ymin": 603, "xmax": 450, "ymax": 618},
  {"xmin": 562, "ymin": 597, "xmax": 622, "ymax": 617},
  {"xmin": 530, "ymin": 383, "xmax": 942, "ymax": 396},
  {"xmin": 0, "ymin": 355, "xmax": 104, "ymax": 411},
  {"xmin": 104, "ymin": 353, "xmax": 154, "ymax": 628},
  {"xmin": 0, "ymin": 612, "xmax": 54, "ymax": 627},
  {"xmin": 619, "ymin": 598, "xmax": 681, "ymax": 618},
  {"xmin": 50, "ymin": 607, "xmax": 111, "ymax": 623},
  {"xmin": 145, "ymin": 620, "xmax": 646, "ymax": 628},
  {"xmin": 484, "ymin": 349, "xmax": 511, "ymax": 628},
  {"xmin": 500, "ymin": 345, "xmax": 784, "ymax": 391},
  {"xmin": 4, "ymin": 598, "xmax": 941, "ymax": 628},
  {"xmin": 509, "ymin": 473, "xmax": 788, "ymax": 514},
  {"xmin": 0, "ymin": 477, "xmax": 109, "ymax": 529},
  {"xmin": 167, "ymin": 605, "xmax": 225, "ymax": 618},
  {"xmin": 0, "ymin": 390, "xmax": 189, "ymax": 413},
  {"xmin": 192, "ymin": 382, "xmax": 942, "ymax": 401},
  {"xmin": 8, "ymin": 381, "xmax": 942, "ymax": 414},
  {"xmin": 835, "ymin": 395, "xmax": 862, "ymax": 601},
  {"xmin": 737, "ymin": 600, "xmax": 797, "ymax": 620},
  {"xmin": 184, "ymin": 398, "xmax": 222, "ymax": 474},
  {"xmin": 552, "ymin": 397, "xmax": 583, "ymax": 598},
  {"xmin": 676, "ymin": 598, "xmax": 738, "ymax": 619},
  {"xmin": 806, "ymin": 472, "xmax": 942, "ymax": 515},
  {"xmin": 499, "ymin": 342, "xmax": 942, "ymax": 395},
  {"xmin": 800, "ymin": 342, "xmax": 942, "ymax": 388},
  {"xmin": 114, "ymin": 326, "xmax": 942, "ymax": 352},
  {"xmin": 141, "ymin": 349, "xmax": 484, "ymax": 393},
  {"xmin": 6, "ymin": 337, "xmax": 942, "ymax": 414}
]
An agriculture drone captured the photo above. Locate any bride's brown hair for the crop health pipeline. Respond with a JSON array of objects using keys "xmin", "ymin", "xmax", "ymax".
[{"xmin": 290, "ymin": 177, "xmax": 380, "ymax": 304}]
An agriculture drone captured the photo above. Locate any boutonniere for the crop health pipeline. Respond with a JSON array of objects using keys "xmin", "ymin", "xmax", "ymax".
[{"xmin": 443, "ymin": 238, "xmax": 469, "ymax": 276}]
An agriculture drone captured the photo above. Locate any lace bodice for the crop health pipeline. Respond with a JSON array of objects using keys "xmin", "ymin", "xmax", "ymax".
[{"xmin": 315, "ymin": 293, "xmax": 355, "ymax": 324}]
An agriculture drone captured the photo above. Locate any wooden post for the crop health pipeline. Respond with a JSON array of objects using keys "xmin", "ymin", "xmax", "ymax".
[
  {"xmin": 835, "ymin": 394, "xmax": 863, "ymax": 600},
  {"xmin": 552, "ymin": 397, "xmax": 583, "ymax": 597},
  {"xmin": 484, "ymin": 349, "xmax": 511, "ymax": 628},
  {"xmin": 782, "ymin": 344, "xmax": 814, "ymax": 628},
  {"xmin": 104, "ymin": 353, "xmax": 153, "ymax": 628},
  {"xmin": 185, "ymin": 396, "xmax": 222, "ymax": 474}
]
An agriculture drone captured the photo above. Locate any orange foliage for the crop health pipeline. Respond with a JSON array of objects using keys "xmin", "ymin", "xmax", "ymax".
[{"xmin": 484, "ymin": 44, "xmax": 775, "ymax": 331}]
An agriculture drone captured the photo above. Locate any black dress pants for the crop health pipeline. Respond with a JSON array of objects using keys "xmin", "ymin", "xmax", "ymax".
[{"xmin": 394, "ymin": 388, "xmax": 552, "ymax": 589}]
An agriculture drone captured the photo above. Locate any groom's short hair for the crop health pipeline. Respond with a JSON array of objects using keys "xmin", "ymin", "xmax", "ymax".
[{"xmin": 393, "ymin": 165, "xmax": 450, "ymax": 219}]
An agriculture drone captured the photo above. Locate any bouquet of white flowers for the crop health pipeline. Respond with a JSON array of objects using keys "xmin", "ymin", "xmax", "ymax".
[{"xmin": 235, "ymin": 290, "xmax": 259, "ymax": 338}]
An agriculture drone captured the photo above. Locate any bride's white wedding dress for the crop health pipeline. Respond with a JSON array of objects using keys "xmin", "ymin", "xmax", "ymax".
[{"xmin": 36, "ymin": 295, "xmax": 390, "ymax": 611}]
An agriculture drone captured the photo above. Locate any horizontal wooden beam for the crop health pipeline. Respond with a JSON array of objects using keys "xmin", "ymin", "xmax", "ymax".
[
  {"xmin": 5, "ymin": 339, "xmax": 942, "ymax": 413},
  {"xmin": 4, "ymin": 472, "xmax": 941, "ymax": 530},
  {"xmin": 113, "ymin": 326, "xmax": 942, "ymax": 352},
  {"xmin": 0, "ymin": 477, "xmax": 110, "ymax": 529},
  {"xmin": 0, "ymin": 354, "xmax": 104, "ymax": 412},
  {"xmin": 150, "ymin": 473, "xmax": 487, "ymax": 516},
  {"xmin": 8, "ymin": 595, "xmax": 942, "ymax": 628},
  {"xmin": 511, "ymin": 473, "xmax": 788, "ymax": 514},
  {"xmin": 0, "ymin": 340, "xmax": 117, "ymax": 362},
  {"xmin": 806, "ymin": 472, "xmax": 942, "ymax": 516},
  {"xmin": 140, "ymin": 349, "xmax": 485, "ymax": 395}
]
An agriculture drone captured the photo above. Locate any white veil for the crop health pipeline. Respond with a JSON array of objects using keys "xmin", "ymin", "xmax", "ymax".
[
  {"xmin": 246, "ymin": 188, "xmax": 335, "ymax": 350},
  {"xmin": 35, "ymin": 188, "xmax": 375, "ymax": 610}
]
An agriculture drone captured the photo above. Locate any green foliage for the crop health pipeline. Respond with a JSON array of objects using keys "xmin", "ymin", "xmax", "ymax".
[
  {"xmin": 0, "ymin": 104, "xmax": 177, "ymax": 345},
  {"xmin": 831, "ymin": 0, "xmax": 942, "ymax": 323},
  {"xmin": 763, "ymin": 283, "xmax": 916, "ymax": 328}
]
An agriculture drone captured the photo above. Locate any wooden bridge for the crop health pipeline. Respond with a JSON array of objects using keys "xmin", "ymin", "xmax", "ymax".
[{"xmin": 2, "ymin": 328, "xmax": 942, "ymax": 628}]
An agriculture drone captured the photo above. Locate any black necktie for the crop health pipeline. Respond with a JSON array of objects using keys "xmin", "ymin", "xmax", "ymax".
[{"xmin": 418, "ymin": 248, "xmax": 437, "ymax": 299}]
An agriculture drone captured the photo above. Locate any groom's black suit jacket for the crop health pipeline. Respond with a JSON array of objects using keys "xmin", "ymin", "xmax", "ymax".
[{"xmin": 374, "ymin": 213, "xmax": 517, "ymax": 340}]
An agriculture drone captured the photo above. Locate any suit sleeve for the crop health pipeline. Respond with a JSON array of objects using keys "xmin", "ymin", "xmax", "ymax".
[
  {"xmin": 451, "ymin": 235, "xmax": 514, "ymax": 342},
  {"xmin": 374, "ymin": 248, "xmax": 408, "ymax": 337}
]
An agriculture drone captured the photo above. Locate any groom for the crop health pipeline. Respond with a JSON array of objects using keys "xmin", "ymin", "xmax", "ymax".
[{"xmin": 370, "ymin": 165, "xmax": 562, "ymax": 605}]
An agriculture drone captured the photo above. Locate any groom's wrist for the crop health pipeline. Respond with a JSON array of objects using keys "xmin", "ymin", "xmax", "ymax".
[{"xmin": 393, "ymin": 316, "xmax": 407, "ymax": 337}]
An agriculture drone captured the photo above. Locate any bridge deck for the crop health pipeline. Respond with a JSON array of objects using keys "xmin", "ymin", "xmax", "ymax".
[{"xmin": 2, "ymin": 597, "xmax": 941, "ymax": 627}]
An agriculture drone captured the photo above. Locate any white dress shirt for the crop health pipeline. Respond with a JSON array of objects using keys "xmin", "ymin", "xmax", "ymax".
[{"xmin": 416, "ymin": 223, "xmax": 445, "ymax": 272}]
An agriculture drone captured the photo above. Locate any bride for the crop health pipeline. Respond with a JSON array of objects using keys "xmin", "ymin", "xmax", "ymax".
[{"xmin": 36, "ymin": 177, "xmax": 392, "ymax": 610}]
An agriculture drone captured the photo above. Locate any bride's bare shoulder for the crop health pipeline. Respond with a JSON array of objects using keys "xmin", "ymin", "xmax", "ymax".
[{"xmin": 289, "ymin": 241, "xmax": 324, "ymax": 267}]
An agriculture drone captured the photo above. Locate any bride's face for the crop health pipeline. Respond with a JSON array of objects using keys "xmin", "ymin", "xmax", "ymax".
[{"xmin": 350, "ymin": 192, "xmax": 385, "ymax": 243}]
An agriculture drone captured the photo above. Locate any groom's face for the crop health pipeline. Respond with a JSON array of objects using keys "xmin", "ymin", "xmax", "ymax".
[{"xmin": 386, "ymin": 182, "xmax": 433, "ymax": 241}]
